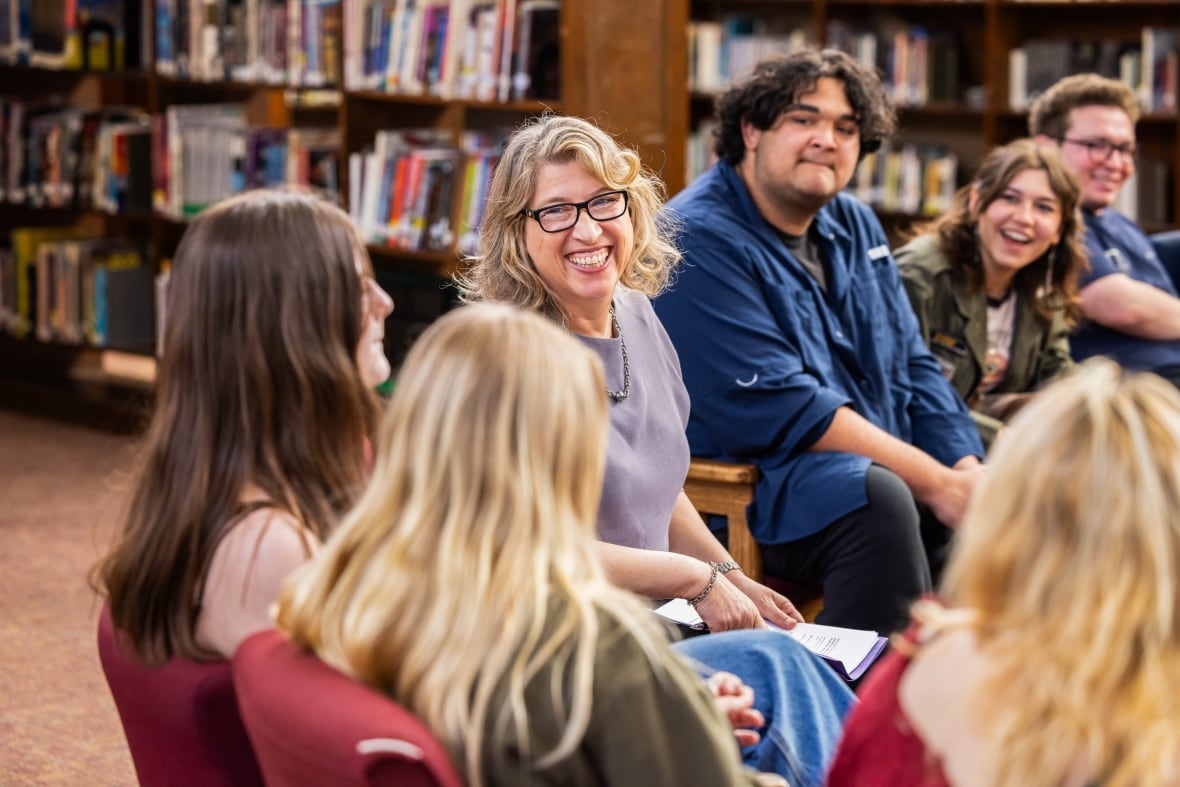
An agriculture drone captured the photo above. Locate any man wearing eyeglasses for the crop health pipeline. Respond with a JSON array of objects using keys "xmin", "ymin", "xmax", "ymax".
[{"xmin": 1031, "ymin": 74, "xmax": 1180, "ymax": 387}]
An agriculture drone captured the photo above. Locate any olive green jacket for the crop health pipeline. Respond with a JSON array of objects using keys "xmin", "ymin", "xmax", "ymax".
[{"xmin": 896, "ymin": 235, "xmax": 1074, "ymax": 446}]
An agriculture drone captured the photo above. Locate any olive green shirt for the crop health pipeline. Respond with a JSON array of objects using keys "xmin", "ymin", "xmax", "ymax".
[
  {"xmin": 480, "ymin": 607, "xmax": 763, "ymax": 787},
  {"xmin": 896, "ymin": 235, "xmax": 1073, "ymax": 446}
]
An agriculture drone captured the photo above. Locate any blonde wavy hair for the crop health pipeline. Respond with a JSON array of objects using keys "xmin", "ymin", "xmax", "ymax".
[
  {"xmin": 276, "ymin": 303, "xmax": 669, "ymax": 786},
  {"xmin": 455, "ymin": 114, "xmax": 681, "ymax": 323},
  {"xmin": 916, "ymin": 358, "xmax": 1180, "ymax": 785}
]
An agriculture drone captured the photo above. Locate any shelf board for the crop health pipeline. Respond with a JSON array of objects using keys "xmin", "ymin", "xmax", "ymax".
[
  {"xmin": 897, "ymin": 103, "xmax": 985, "ymax": 118},
  {"xmin": 366, "ymin": 244, "xmax": 463, "ymax": 276},
  {"xmin": 155, "ymin": 75, "xmax": 337, "ymax": 92},
  {"xmin": 345, "ymin": 88, "xmax": 558, "ymax": 113},
  {"xmin": 998, "ymin": 0, "xmax": 1179, "ymax": 5},
  {"xmin": 0, "ymin": 63, "xmax": 150, "ymax": 79},
  {"xmin": 83, "ymin": 350, "xmax": 157, "ymax": 390},
  {"xmin": 0, "ymin": 202, "xmax": 155, "ymax": 225},
  {"xmin": 995, "ymin": 108, "xmax": 1178, "ymax": 123},
  {"xmin": 826, "ymin": 0, "xmax": 984, "ymax": 5}
]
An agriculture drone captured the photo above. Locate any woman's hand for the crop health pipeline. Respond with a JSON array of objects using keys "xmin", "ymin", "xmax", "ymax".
[
  {"xmin": 728, "ymin": 571, "xmax": 803, "ymax": 630},
  {"xmin": 692, "ymin": 572, "xmax": 766, "ymax": 631},
  {"xmin": 704, "ymin": 671, "xmax": 764, "ymax": 747}
]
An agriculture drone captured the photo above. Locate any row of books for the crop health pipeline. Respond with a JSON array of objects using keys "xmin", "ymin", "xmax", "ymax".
[
  {"xmin": 0, "ymin": 97, "xmax": 340, "ymax": 217},
  {"xmin": 826, "ymin": 21, "xmax": 965, "ymax": 109},
  {"xmin": 0, "ymin": 225, "xmax": 154, "ymax": 353},
  {"xmin": 155, "ymin": 103, "xmax": 340, "ymax": 217},
  {"xmin": 1, "ymin": 100, "xmax": 153, "ymax": 213},
  {"xmin": 685, "ymin": 120, "xmax": 717, "ymax": 186},
  {"xmin": 0, "ymin": 0, "xmax": 137, "ymax": 70},
  {"xmin": 343, "ymin": 0, "xmax": 560, "ymax": 101},
  {"xmin": 850, "ymin": 143, "xmax": 959, "ymax": 219},
  {"xmin": 688, "ymin": 17, "xmax": 812, "ymax": 94},
  {"xmin": 1111, "ymin": 155, "xmax": 1173, "ymax": 228},
  {"xmin": 1009, "ymin": 28, "xmax": 1179, "ymax": 113},
  {"xmin": 348, "ymin": 127, "xmax": 507, "ymax": 255},
  {"xmin": 155, "ymin": 0, "xmax": 343, "ymax": 86}
]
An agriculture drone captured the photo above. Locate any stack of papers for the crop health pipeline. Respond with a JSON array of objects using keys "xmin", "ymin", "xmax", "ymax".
[{"xmin": 655, "ymin": 598, "xmax": 888, "ymax": 681}]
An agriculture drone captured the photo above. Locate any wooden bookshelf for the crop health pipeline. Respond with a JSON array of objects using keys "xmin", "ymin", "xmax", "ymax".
[
  {"xmin": 677, "ymin": 0, "xmax": 1180, "ymax": 235},
  {"xmin": 0, "ymin": 0, "xmax": 684, "ymax": 409},
  {"xmin": 6, "ymin": 0, "xmax": 1177, "ymax": 414}
]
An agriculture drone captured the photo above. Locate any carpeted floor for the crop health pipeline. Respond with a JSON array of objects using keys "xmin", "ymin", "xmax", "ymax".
[{"xmin": 1, "ymin": 408, "xmax": 139, "ymax": 785}]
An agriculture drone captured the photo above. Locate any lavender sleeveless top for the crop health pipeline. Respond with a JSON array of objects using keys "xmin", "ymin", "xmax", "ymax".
[{"xmin": 576, "ymin": 287, "xmax": 691, "ymax": 551}]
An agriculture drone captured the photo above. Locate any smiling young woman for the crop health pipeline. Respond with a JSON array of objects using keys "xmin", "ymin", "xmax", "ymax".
[{"xmin": 895, "ymin": 138, "xmax": 1089, "ymax": 446}]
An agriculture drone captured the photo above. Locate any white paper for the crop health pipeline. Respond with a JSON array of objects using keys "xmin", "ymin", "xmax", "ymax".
[{"xmin": 654, "ymin": 598, "xmax": 883, "ymax": 678}]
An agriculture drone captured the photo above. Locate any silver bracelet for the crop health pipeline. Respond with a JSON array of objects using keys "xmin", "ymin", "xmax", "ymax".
[{"xmin": 688, "ymin": 562, "xmax": 721, "ymax": 607}]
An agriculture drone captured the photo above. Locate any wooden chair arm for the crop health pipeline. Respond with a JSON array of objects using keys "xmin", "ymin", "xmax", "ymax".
[
  {"xmin": 683, "ymin": 458, "xmax": 762, "ymax": 581},
  {"xmin": 686, "ymin": 458, "xmax": 759, "ymax": 485}
]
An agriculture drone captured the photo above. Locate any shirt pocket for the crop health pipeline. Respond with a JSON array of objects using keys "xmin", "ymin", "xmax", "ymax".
[{"xmin": 764, "ymin": 283, "xmax": 830, "ymax": 372}]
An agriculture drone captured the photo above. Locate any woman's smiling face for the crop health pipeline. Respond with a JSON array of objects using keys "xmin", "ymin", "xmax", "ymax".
[
  {"xmin": 523, "ymin": 161, "xmax": 633, "ymax": 333},
  {"xmin": 975, "ymin": 167, "xmax": 1063, "ymax": 289}
]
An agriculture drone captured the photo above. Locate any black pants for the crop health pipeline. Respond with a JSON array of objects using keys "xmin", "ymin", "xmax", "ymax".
[{"xmin": 758, "ymin": 464, "xmax": 951, "ymax": 636}]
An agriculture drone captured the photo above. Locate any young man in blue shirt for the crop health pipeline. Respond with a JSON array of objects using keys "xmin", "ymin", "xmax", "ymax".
[
  {"xmin": 653, "ymin": 50, "xmax": 984, "ymax": 634},
  {"xmin": 1031, "ymin": 74, "xmax": 1180, "ymax": 386}
]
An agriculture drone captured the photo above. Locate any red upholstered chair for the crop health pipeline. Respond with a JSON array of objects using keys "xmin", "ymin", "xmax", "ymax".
[
  {"xmin": 232, "ymin": 629, "xmax": 463, "ymax": 787},
  {"xmin": 95, "ymin": 603, "xmax": 264, "ymax": 787}
]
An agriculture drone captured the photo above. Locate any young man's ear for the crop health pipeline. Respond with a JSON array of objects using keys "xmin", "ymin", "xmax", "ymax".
[
  {"xmin": 740, "ymin": 116, "xmax": 762, "ymax": 152},
  {"xmin": 1033, "ymin": 133, "xmax": 1059, "ymax": 148}
]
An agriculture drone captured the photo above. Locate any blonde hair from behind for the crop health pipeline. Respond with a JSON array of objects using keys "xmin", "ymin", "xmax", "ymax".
[
  {"xmin": 921, "ymin": 358, "xmax": 1180, "ymax": 786},
  {"xmin": 276, "ymin": 302, "xmax": 669, "ymax": 787},
  {"xmin": 456, "ymin": 114, "xmax": 681, "ymax": 323}
]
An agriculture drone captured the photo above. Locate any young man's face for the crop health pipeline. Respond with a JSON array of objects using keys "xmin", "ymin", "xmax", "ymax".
[
  {"xmin": 738, "ymin": 77, "xmax": 861, "ymax": 227},
  {"xmin": 1057, "ymin": 105, "xmax": 1137, "ymax": 213}
]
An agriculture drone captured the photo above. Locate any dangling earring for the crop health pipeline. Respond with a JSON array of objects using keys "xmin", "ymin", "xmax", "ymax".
[{"xmin": 1042, "ymin": 244, "xmax": 1058, "ymax": 298}]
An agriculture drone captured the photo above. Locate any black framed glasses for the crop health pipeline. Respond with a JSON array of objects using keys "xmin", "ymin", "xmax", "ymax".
[
  {"xmin": 1060, "ymin": 137, "xmax": 1137, "ymax": 164},
  {"xmin": 521, "ymin": 190, "xmax": 630, "ymax": 233}
]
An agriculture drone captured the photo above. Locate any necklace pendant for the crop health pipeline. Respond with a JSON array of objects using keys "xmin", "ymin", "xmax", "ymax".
[{"xmin": 604, "ymin": 304, "xmax": 630, "ymax": 403}]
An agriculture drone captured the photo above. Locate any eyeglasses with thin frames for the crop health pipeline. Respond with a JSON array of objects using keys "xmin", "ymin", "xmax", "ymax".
[
  {"xmin": 521, "ymin": 190, "xmax": 630, "ymax": 233},
  {"xmin": 1060, "ymin": 137, "xmax": 1137, "ymax": 165}
]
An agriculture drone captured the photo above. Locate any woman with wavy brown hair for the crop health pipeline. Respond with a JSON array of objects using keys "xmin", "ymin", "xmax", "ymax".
[
  {"xmin": 97, "ymin": 187, "xmax": 393, "ymax": 664},
  {"xmin": 896, "ymin": 139, "xmax": 1088, "ymax": 445}
]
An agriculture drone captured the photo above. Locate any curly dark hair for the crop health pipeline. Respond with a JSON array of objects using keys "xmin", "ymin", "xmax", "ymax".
[{"xmin": 713, "ymin": 49, "xmax": 897, "ymax": 164}]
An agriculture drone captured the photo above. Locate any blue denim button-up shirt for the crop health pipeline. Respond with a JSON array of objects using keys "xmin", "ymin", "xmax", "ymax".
[{"xmin": 655, "ymin": 161, "xmax": 982, "ymax": 543}]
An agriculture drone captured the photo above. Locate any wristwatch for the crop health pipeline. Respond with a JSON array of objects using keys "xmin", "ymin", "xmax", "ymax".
[{"xmin": 712, "ymin": 560, "xmax": 741, "ymax": 575}]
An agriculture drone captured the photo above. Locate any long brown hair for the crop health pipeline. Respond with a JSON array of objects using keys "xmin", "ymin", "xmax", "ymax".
[
  {"xmin": 922, "ymin": 138, "xmax": 1087, "ymax": 326},
  {"xmin": 96, "ymin": 189, "xmax": 380, "ymax": 664}
]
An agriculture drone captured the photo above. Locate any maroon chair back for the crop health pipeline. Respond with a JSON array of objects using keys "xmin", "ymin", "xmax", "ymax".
[
  {"xmin": 96, "ymin": 603, "xmax": 264, "ymax": 787},
  {"xmin": 232, "ymin": 629, "xmax": 464, "ymax": 787}
]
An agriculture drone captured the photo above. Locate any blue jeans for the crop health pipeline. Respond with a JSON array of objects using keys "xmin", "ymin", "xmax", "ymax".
[{"xmin": 671, "ymin": 630, "xmax": 856, "ymax": 787}]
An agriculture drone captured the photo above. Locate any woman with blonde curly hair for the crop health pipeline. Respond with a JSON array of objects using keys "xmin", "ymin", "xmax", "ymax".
[
  {"xmin": 828, "ymin": 357, "xmax": 1180, "ymax": 786},
  {"xmin": 457, "ymin": 113, "xmax": 802, "ymax": 633},
  {"xmin": 276, "ymin": 303, "xmax": 795, "ymax": 786}
]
